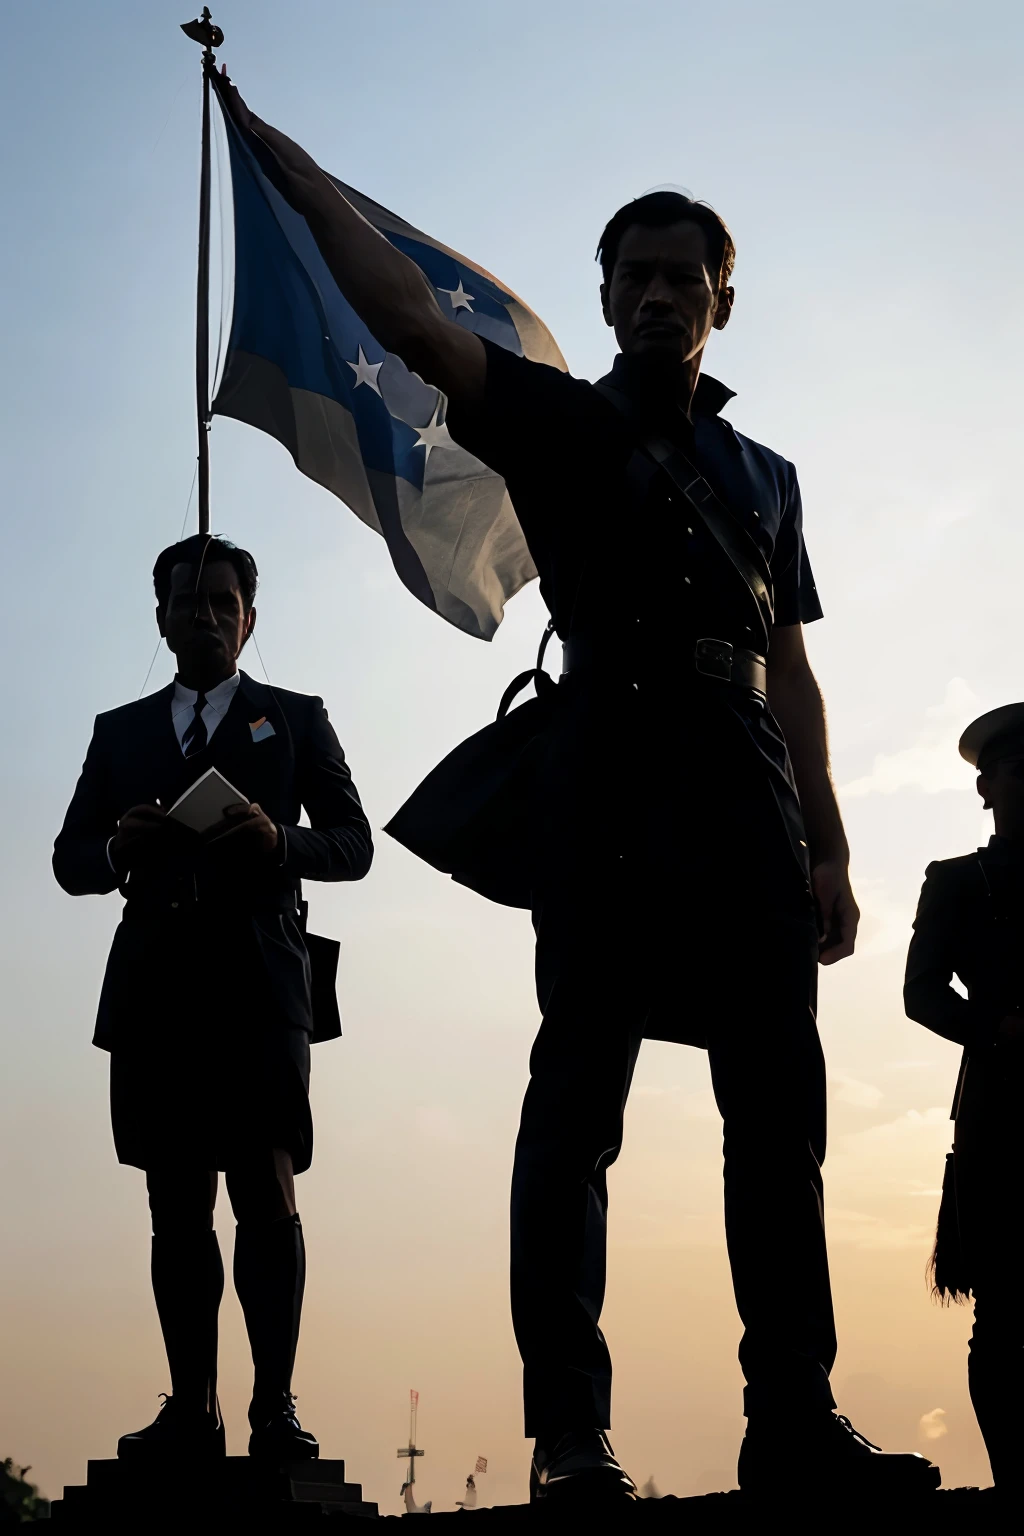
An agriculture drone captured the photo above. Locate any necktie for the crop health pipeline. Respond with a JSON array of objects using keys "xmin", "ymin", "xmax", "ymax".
[{"xmin": 182, "ymin": 693, "xmax": 208, "ymax": 758}]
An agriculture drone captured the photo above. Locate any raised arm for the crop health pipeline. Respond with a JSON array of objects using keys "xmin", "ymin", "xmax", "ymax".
[
  {"xmin": 767, "ymin": 622, "xmax": 858, "ymax": 963},
  {"xmin": 220, "ymin": 80, "xmax": 485, "ymax": 409}
]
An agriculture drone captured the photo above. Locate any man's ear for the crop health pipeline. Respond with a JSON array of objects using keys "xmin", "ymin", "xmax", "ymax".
[
  {"xmin": 156, "ymin": 604, "xmax": 166, "ymax": 638},
  {"xmin": 242, "ymin": 607, "xmax": 257, "ymax": 645},
  {"xmin": 977, "ymin": 771, "xmax": 992, "ymax": 810},
  {"xmin": 600, "ymin": 282, "xmax": 613, "ymax": 328},
  {"xmin": 712, "ymin": 285, "xmax": 735, "ymax": 332}
]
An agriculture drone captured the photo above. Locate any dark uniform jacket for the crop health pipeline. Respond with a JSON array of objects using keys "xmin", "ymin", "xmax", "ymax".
[
  {"xmin": 905, "ymin": 837, "xmax": 1024, "ymax": 1112},
  {"xmin": 389, "ymin": 347, "xmax": 823, "ymax": 910},
  {"xmin": 905, "ymin": 837, "xmax": 1024, "ymax": 1286},
  {"xmin": 53, "ymin": 671, "xmax": 372, "ymax": 1050}
]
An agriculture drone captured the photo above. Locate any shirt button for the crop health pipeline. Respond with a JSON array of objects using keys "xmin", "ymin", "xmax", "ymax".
[
  {"xmin": 684, "ymin": 576, "xmax": 691, "ymax": 585},
  {"xmin": 753, "ymin": 509, "xmax": 760, "ymax": 519},
  {"xmin": 687, "ymin": 527, "xmax": 693, "ymax": 535},
  {"xmin": 171, "ymin": 901, "xmax": 179, "ymax": 909}
]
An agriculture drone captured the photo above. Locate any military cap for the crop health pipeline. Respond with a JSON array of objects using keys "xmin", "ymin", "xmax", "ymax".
[{"xmin": 959, "ymin": 703, "xmax": 1024, "ymax": 770}]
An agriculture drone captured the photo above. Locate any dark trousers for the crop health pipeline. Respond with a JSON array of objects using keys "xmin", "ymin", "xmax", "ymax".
[
  {"xmin": 969, "ymin": 1284, "xmax": 1024, "ymax": 1488},
  {"xmin": 513, "ymin": 857, "xmax": 837, "ymax": 1436},
  {"xmin": 960, "ymin": 1050, "xmax": 1024, "ymax": 1488}
]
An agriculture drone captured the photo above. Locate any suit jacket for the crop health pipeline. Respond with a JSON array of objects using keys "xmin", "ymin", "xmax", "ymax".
[
  {"xmin": 904, "ymin": 838, "xmax": 1024, "ymax": 1115},
  {"xmin": 53, "ymin": 671, "xmax": 372, "ymax": 1049}
]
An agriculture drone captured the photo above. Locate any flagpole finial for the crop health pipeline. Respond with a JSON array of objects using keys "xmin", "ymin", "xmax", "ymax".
[
  {"xmin": 183, "ymin": 7, "xmax": 221, "ymax": 535},
  {"xmin": 181, "ymin": 8, "xmax": 223, "ymax": 61}
]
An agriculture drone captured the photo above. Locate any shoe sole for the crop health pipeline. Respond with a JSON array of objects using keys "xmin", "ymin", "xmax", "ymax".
[
  {"xmin": 533, "ymin": 1470, "xmax": 638, "ymax": 1505},
  {"xmin": 117, "ymin": 1444, "xmax": 226, "ymax": 1461},
  {"xmin": 247, "ymin": 1442, "xmax": 320, "ymax": 1461}
]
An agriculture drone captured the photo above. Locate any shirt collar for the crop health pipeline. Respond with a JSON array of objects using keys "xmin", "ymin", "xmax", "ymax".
[
  {"xmin": 606, "ymin": 353, "xmax": 736, "ymax": 418},
  {"xmin": 985, "ymin": 834, "xmax": 1024, "ymax": 863},
  {"xmin": 172, "ymin": 670, "xmax": 241, "ymax": 713}
]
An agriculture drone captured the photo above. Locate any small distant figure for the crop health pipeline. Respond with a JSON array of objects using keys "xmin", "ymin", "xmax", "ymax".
[
  {"xmin": 456, "ymin": 1473, "xmax": 477, "ymax": 1508},
  {"xmin": 402, "ymin": 1480, "xmax": 432, "ymax": 1513},
  {"xmin": 905, "ymin": 702, "xmax": 1024, "ymax": 1492},
  {"xmin": 638, "ymin": 1474, "xmax": 662, "ymax": 1499}
]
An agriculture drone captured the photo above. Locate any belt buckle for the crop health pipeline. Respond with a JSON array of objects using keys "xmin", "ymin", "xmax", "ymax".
[{"xmin": 695, "ymin": 638, "xmax": 734, "ymax": 681}]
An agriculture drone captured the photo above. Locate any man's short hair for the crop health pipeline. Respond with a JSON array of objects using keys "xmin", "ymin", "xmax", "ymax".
[
  {"xmin": 596, "ymin": 190, "xmax": 736, "ymax": 293},
  {"xmin": 153, "ymin": 534, "xmax": 259, "ymax": 613}
]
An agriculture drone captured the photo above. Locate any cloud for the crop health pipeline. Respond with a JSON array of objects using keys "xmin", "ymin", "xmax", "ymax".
[
  {"xmin": 826, "ymin": 1207, "xmax": 935, "ymax": 1251},
  {"xmin": 848, "ymin": 875, "xmax": 915, "ymax": 956},
  {"xmin": 918, "ymin": 1408, "xmax": 949, "ymax": 1442},
  {"xmin": 841, "ymin": 678, "xmax": 982, "ymax": 799},
  {"xmin": 825, "ymin": 1107, "xmax": 952, "ymax": 1249},
  {"xmin": 831, "ymin": 1075, "xmax": 884, "ymax": 1109}
]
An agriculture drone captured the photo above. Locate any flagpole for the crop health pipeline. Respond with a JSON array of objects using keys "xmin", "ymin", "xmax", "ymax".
[{"xmin": 181, "ymin": 9, "xmax": 225, "ymax": 536}]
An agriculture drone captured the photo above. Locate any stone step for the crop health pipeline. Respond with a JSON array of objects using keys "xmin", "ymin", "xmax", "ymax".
[
  {"xmin": 85, "ymin": 1455, "xmax": 350, "ymax": 1494},
  {"xmin": 52, "ymin": 1454, "xmax": 379, "ymax": 1526}
]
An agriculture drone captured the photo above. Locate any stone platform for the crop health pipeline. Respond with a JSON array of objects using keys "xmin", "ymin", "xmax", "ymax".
[
  {"xmin": 50, "ymin": 1455, "xmax": 378, "ymax": 1524},
  {"xmin": 45, "ymin": 1477, "xmax": 1004, "ymax": 1531}
]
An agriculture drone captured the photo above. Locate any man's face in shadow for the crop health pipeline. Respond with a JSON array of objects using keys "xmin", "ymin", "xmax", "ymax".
[
  {"xmin": 978, "ymin": 752, "xmax": 1024, "ymax": 835},
  {"xmin": 158, "ymin": 558, "xmax": 255, "ymax": 682},
  {"xmin": 601, "ymin": 219, "xmax": 734, "ymax": 365}
]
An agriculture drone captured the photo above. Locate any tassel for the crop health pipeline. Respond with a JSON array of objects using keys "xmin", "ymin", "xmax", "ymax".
[{"xmin": 929, "ymin": 1150, "xmax": 972, "ymax": 1304}]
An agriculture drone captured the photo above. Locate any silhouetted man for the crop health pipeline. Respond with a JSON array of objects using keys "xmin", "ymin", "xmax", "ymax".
[
  {"xmin": 53, "ymin": 536, "xmax": 372, "ymax": 1461},
  {"xmin": 906, "ymin": 704, "xmax": 1024, "ymax": 1493},
  {"xmin": 225, "ymin": 86, "xmax": 940, "ymax": 1501}
]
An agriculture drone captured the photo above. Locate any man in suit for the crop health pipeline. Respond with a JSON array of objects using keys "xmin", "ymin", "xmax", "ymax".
[
  {"xmin": 905, "ymin": 704, "xmax": 1024, "ymax": 1492},
  {"xmin": 224, "ymin": 81, "xmax": 941, "ymax": 1503},
  {"xmin": 53, "ymin": 534, "xmax": 373, "ymax": 1461}
]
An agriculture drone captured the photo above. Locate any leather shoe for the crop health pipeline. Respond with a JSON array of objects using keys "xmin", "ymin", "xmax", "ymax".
[
  {"xmin": 247, "ymin": 1391, "xmax": 319, "ymax": 1461},
  {"xmin": 739, "ymin": 1411, "xmax": 941, "ymax": 1495},
  {"xmin": 530, "ymin": 1430, "xmax": 637, "ymax": 1503},
  {"xmin": 117, "ymin": 1394, "xmax": 225, "ymax": 1459}
]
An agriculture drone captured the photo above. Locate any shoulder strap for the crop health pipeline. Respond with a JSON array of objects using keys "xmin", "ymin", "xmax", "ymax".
[{"xmin": 593, "ymin": 380, "xmax": 774, "ymax": 651}]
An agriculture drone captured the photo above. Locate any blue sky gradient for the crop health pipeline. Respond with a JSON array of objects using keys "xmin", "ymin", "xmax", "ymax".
[{"xmin": 2, "ymin": 0, "xmax": 1022, "ymax": 1506}]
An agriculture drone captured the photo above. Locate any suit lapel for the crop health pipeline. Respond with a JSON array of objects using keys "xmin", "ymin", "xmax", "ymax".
[
  {"xmin": 210, "ymin": 672, "xmax": 293, "ymax": 815},
  {"xmin": 130, "ymin": 683, "xmax": 187, "ymax": 806}
]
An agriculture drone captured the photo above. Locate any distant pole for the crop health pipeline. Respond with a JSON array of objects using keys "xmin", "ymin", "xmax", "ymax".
[
  {"xmin": 180, "ymin": 8, "xmax": 225, "ymax": 535},
  {"xmin": 397, "ymin": 1388, "xmax": 425, "ymax": 1487}
]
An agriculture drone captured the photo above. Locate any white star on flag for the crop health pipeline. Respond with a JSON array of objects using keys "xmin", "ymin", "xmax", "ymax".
[
  {"xmin": 440, "ymin": 279, "xmax": 475, "ymax": 312},
  {"xmin": 347, "ymin": 344, "xmax": 383, "ymax": 394},
  {"xmin": 411, "ymin": 399, "xmax": 458, "ymax": 466}
]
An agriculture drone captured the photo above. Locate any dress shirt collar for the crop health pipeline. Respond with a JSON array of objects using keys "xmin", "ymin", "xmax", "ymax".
[{"xmin": 172, "ymin": 670, "xmax": 241, "ymax": 714}]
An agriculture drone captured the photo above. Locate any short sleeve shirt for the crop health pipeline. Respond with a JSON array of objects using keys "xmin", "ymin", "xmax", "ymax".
[{"xmin": 447, "ymin": 341, "xmax": 822, "ymax": 653}]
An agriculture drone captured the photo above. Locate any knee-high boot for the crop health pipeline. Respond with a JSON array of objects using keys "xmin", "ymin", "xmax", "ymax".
[
  {"xmin": 150, "ymin": 1230, "xmax": 224, "ymax": 1416},
  {"xmin": 233, "ymin": 1213, "xmax": 305, "ymax": 1412}
]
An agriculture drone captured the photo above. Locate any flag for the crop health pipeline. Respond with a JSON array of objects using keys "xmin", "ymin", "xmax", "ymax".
[
  {"xmin": 474, "ymin": 1457, "xmax": 488, "ymax": 1475},
  {"xmin": 210, "ymin": 73, "xmax": 566, "ymax": 640}
]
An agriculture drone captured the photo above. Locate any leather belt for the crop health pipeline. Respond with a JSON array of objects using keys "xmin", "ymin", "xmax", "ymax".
[
  {"xmin": 561, "ymin": 634, "xmax": 767, "ymax": 696},
  {"xmin": 123, "ymin": 891, "xmax": 299, "ymax": 919}
]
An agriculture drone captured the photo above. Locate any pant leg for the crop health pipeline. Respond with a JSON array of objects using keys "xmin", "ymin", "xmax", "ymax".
[
  {"xmin": 703, "ymin": 911, "xmax": 837, "ymax": 1417},
  {"xmin": 969, "ymin": 1283, "xmax": 1024, "ymax": 1487},
  {"xmin": 146, "ymin": 1168, "xmax": 223, "ymax": 1415},
  {"xmin": 513, "ymin": 879, "xmax": 646, "ymax": 1437}
]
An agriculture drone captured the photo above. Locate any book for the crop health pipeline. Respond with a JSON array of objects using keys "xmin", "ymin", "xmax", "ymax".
[{"xmin": 165, "ymin": 767, "xmax": 249, "ymax": 835}]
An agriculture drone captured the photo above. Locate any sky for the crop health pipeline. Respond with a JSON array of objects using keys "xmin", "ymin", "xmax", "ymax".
[{"xmin": 2, "ymin": 0, "xmax": 1023, "ymax": 1510}]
